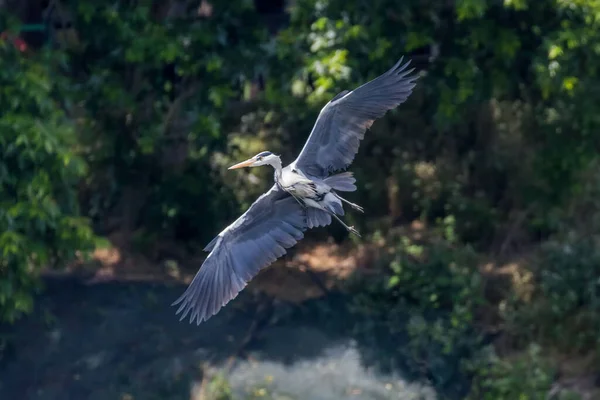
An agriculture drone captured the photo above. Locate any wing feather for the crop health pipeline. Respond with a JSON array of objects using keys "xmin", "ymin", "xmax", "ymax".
[
  {"xmin": 173, "ymin": 184, "xmax": 319, "ymax": 325},
  {"xmin": 293, "ymin": 57, "xmax": 418, "ymax": 177}
]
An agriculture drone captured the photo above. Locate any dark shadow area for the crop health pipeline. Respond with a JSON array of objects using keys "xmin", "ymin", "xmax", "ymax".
[
  {"xmin": 0, "ymin": 276, "xmax": 463, "ymax": 400},
  {"xmin": 0, "ymin": 278, "xmax": 254, "ymax": 399}
]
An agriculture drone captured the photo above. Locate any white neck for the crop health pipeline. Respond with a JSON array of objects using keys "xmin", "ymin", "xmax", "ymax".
[{"xmin": 267, "ymin": 156, "xmax": 283, "ymax": 182}]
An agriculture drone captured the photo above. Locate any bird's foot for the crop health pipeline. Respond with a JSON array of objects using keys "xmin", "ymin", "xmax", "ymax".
[
  {"xmin": 327, "ymin": 210, "xmax": 361, "ymax": 237},
  {"xmin": 348, "ymin": 225, "xmax": 361, "ymax": 237},
  {"xmin": 349, "ymin": 203, "xmax": 364, "ymax": 213},
  {"xmin": 334, "ymin": 193, "xmax": 364, "ymax": 213}
]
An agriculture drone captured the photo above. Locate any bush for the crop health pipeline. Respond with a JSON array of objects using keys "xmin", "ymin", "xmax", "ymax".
[
  {"xmin": 505, "ymin": 237, "xmax": 600, "ymax": 356},
  {"xmin": 273, "ymin": 0, "xmax": 600, "ymax": 248},
  {"xmin": 349, "ymin": 220, "xmax": 485, "ymax": 397},
  {"xmin": 66, "ymin": 1, "xmax": 269, "ymax": 245},
  {"xmin": 466, "ymin": 344, "xmax": 581, "ymax": 400},
  {"xmin": 0, "ymin": 43, "xmax": 96, "ymax": 322}
]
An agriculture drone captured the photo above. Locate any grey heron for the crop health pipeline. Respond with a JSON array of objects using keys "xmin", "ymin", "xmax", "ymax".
[{"xmin": 173, "ymin": 57, "xmax": 418, "ymax": 324}]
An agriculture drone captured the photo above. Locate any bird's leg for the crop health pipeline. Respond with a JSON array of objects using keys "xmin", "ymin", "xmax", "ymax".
[
  {"xmin": 289, "ymin": 192, "xmax": 306, "ymax": 208},
  {"xmin": 326, "ymin": 211, "xmax": 361, "ymax": 237},
  {"xmin": 333, "ymin": 193, "xmax": 364, "ymax": 213}
]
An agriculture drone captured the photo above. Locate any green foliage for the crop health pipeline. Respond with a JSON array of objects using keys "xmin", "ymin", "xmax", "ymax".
[
  {"xmin": 11, "ymin": 0, "xmax": 593, "ymax": 251},
  {"xmin": 467, "ymin": 344, "xmax": 574, "ymax": 400},
  {"xmin": 274, "ymin": 4, "xmax": 600, "ymax": 393},
  {"xmin": 274, "ymin": 0, "xmax": 600, "ymax": 245},
  {"xmin": 198, "ymin": 371, "xmax": 297, "ymax": 400},
  {"xmin": 350, "ymin": 226, "xmax": 484, "ymax": 396},
  {"xmin": 64, "ymin": 0, "xmax": 270, "ymax": 243},
  {"xmin": 1, "ymin": 0, "xmax": 600, "ymax": 396},
  {"xmin": 203, "ymin": 372, "xmax": 234, "ymax": 400},
  {"xmin": 0, "ymin": 43, "xmax": 96, "ymax": 322},
  {"xmin": 506, "ymin": 237, "xmax": 600, "ymax": 355}
]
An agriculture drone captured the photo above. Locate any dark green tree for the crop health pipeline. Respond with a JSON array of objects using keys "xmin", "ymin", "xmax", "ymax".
[{"xmin": 0, "ymin": 42, "xmax": 96, "ymax": 322}]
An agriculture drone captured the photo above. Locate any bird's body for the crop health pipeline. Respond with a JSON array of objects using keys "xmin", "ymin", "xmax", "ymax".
[
  {"xmin": 174, "ymin": 57, "xmax": 418, "ymax": 324},
  {"xmin": 278, "ymin": 166, "xmax": 320, "ymax": 200},
  {"xmin": 278, "ymin": 167, "xmax": 348, "ymax": 220}
]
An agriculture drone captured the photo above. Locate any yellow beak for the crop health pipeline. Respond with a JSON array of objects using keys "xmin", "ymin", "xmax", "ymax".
[{"xmin": 228, "ymin": 158, "xmax": 255, "ymax": 170}]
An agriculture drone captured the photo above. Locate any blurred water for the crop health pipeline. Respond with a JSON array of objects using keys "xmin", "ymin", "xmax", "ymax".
[{"xmin": 229, "ymin": 335, "xmax": 436, "ymax": 400}]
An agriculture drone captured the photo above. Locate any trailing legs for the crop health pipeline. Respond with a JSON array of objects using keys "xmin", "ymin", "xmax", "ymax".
[
  {"xmin": 333, "ymin": 192, "xmax": 364, "ymax": 213},
  {"xmin": 325, "ymin": 210, "xmax": 361, "ymax": 237}
]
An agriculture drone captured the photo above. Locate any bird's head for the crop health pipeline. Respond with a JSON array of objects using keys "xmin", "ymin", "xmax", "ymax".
[{"xmin": 228, "ymin": 151, "xmax": 280, "ymax": 170}]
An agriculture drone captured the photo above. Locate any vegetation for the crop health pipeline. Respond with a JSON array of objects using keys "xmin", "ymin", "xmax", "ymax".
[
  {"xmin": 2, "ymin": 0, "xmax": 600, "ymax": 398},
  {"xmin": 0, "ymin": 39, "xmax": 96, "ymax": 322}
]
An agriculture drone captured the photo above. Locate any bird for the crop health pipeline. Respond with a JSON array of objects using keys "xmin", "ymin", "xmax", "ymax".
[{"xmin": 173, "ymin": 57, "xmax": 418, "ymax": 324}]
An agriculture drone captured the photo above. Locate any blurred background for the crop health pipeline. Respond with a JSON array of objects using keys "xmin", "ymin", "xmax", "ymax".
[{"xmin": 1, "ymin": 0, "xmax": 600, "ymax": 399}]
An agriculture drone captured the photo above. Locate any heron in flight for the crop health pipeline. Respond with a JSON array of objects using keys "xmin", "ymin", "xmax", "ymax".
[{"xmin": 174, "ymin": 57, "xmax": 418, "ymax": 324}]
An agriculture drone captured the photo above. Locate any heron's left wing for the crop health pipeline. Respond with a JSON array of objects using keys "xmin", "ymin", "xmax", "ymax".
[
  {"xmin": 173, "ymin": 184, "xmax": 329, "ymax": 325},
  {"xmin": 292, "ymin": 57, "xmax": 418, "ymax": 177}
]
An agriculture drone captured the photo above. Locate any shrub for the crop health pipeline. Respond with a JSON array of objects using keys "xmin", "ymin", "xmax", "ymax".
[
  {"xmin": 505, "ymin": 237, "xmax": 600, "ymax": 356},
  {"xmin": 467, "ymin": 344, "xmax": 566, "ymax": 400},
  {"xmin": 66, "ymin": 1, "xmax": 269, "ymax": 245},
  {"xmin": 349, "ymin": 219, "xmax": 485, "ymax": 397},
  {"xmin": 0, "ymin": 43, "xmax": 96, "ymax": 322}
]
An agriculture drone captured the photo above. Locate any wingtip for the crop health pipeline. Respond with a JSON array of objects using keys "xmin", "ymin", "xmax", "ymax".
[
  {"xmin": 384, "ymin": 57, "xmax": 404, "ymax": 76},
  {"xmin": 407, "ymin": 69, "xmax": 421, "ymax": 83},
  {"xmin": 399, "ymin": 59, "xmax": 414, "ymax": 72},
  {"xmin": 172, "ymin": 293, "xmax": 214, "ymax": 325},
  {"xmin": 385, "ymin": 56, "xmax": 415, "ymax": 78},
  {"xmin": 171, "ymin": 297, "xmax": 183, "ymax": 307}
]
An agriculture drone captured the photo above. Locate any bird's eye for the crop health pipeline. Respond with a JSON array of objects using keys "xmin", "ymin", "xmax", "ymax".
[{"xmin": 256, "ymin": 157, "xmax": 262, "ymax": 161}]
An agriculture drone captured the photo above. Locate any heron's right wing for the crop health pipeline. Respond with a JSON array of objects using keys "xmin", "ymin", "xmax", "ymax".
[{"xmin": 173, "ymin": 184, "xmax": 329, "ymax": 325}]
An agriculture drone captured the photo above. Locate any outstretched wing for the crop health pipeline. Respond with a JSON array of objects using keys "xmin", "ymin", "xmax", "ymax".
[
  {"xmin": 173, "ymin": 184, "xmax": 329, "ymax": 325},
  {"xmin": 292, "ymin": 57, "xmax": 418, "ymax": 178}
]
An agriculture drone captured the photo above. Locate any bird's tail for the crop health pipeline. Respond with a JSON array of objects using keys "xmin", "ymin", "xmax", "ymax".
[{"xmin": 324, "ymin": 172, "xmax": 357, "ymax": 192}]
